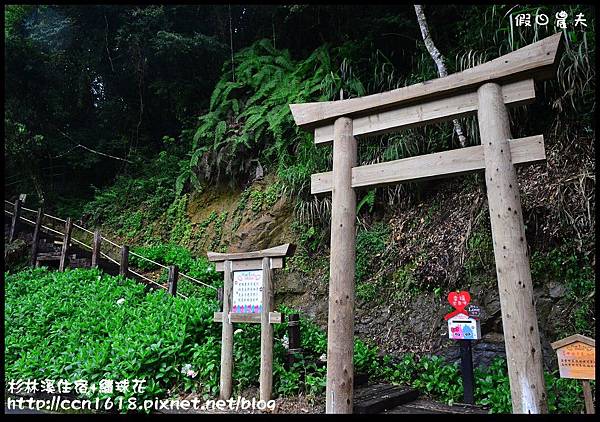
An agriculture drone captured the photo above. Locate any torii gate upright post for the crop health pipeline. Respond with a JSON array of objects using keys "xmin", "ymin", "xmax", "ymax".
[
  {"xmin": 478, "ymin": 82, "xmax": 547, "ymax": 413},
  {"xmin": 326, "ymin": 116, "xmax": 357, "ymax": 413},
  {"xmin": 289, "ymin": 33, "xmax": 562, "ymax": 414}
]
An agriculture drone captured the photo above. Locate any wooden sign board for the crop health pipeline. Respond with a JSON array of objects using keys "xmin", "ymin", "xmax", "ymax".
[
  {"xmin": 448, "ymin": 313, "xmax": 481, "ymax": 340},
  {"xmin": 208, "ymin": 244, "xmax": 295, "ymax": 402},
  {"xmin": 551, "ymin": 335, "xmax": 595, "ymax": 380},
  {"xmin": 551, "ymin": 334, "xmax": 595, "ymax": 414}
]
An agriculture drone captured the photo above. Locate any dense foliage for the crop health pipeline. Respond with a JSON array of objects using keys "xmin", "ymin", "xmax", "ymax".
[{"xmin": 5, "ymin": 267, "xmax": 593, "ymax": 413}]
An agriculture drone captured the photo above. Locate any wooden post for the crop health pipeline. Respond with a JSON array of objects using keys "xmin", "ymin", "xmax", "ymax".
[
  {"xmin": 326, "ymin": 116, "xmax": 357, "ymax": 414},
  {"xmin": 459, "ymin": 340, "xmax": 475, "ymax": 404},
  {"xmin": 217, "ymin": 286, "xmax": 224, "ymax": 308},
  {"xmin": 478, "ymin": 82, "xmax": 547, "ymax": 414},
  {"xmin": 30, "ymin": 207, "xmax": 43, "ymax": 267},
  {"xmin": 58, "ymin": 218, "xmax": 73, "ymax": 272},
  {"xmin": 287, "ymin": 313, "xmax": 301, "ymax": 368},
  {"xmin": 120, "ymin": 245, "xmax": 129, "ymax": 277},
  {"xmin": 168, "ymin": 265, "xmax": 179, "ymax": 296},
  {"xmin": 260, "ymin": 257, "xmax": 274, "ymax": 401},
  {"xmin": 91, "ymin": 229, "xmax": 102, "ymax": 268},
  {"xmin": 219, "ymin": 260, "xmax": 234, "ymax": 400},
  {"xmin": 582, "ymin": 380, "xmax": 594, "ymax": 414},
  {"xmin": 9, "ymin": 198, "xmax": 22, "ymax": 242}
]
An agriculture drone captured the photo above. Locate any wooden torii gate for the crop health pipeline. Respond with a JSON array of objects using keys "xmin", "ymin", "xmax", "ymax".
[{"xmin": 289, "ymin": 33, "xmax": 563, "ymax": 414}]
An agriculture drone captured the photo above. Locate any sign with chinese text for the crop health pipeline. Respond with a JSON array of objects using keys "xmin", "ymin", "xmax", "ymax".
[
  {"xmin": 232, "ymin": 270, "xmax": 263, "ymax": 314},
  {"xmin": 444, "ymin": 290, "xmax": 471, "ymax": 320},
  {"xmin": 551, "ymin": 335, "xmax": 595, "ymax": 380},
  {"xmin": 466, "ymin": 304, "xmax": 481, "ymax": 319},
  {"xmin": 448, "ymin": 313, "xmax": 481, "ymax": 340}
]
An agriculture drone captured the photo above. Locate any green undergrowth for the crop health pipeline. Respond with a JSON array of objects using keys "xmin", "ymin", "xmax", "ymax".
[
  {"xmin": 128, "ymin": 243, "xmax": 222, "ymax": 298},
  {"xmin": 531, "ymin": 245, "xmax": 595, "ymax": 338},
  {"xmin": 6, "ymin": 267, "xmax": 593, "ymax": 413}
]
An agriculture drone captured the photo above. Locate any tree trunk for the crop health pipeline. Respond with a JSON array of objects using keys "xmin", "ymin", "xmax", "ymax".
[{"xmin": 414, "ymin": 4, "xmax": 467, "ymax": 148}]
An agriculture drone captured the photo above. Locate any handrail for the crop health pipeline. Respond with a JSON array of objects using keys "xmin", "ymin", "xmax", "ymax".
[
  {"xmin": 72, "ymin": 223, "xmax": 95, "ymax": 235},
  {"xmin": 7, "ymin": 203, "xmax": 218, "ymax": 295},
  {"xmin": 71, "ymin": 237, "xmax": 93, "ymax": 251},
  {"xmin": 100, "ymin": 251, "xmax": 120, "ymax": 265},
  {"xmin": 99, "ymin": 236, "xmax": 120, "ymax": 248},
  {"xmin": 129, "ymin": 251, "xmax": 169, "ymax": 270},
  {"xmin": 180, "ymin": 272, "xmax": 218, "ymax": 290},
  {"xmin": 129, "ymin": 268, "xmax": 166, "ymax": 290},
  {"xmin": 20, "ymin": 206, "xmax": 38, "ymax": 214},
  {"xmin": 20, "ymin": 216, "xmax": 36, "ymax": 226},
  {"xmin": 44, "ymin": 213, "xmax": 67, "ymax": 224}
]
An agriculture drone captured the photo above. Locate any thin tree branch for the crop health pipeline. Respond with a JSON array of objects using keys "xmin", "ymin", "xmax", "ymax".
[
  {"xmin": 53, "ymin": 127, "xmax": 132, "ymax": 163},
  {"xmin": 229, "ymin": 4, "xmax": 235, "ymax": 82},
  {"xmin": 414, "ymin": 4, "xmax": 467, "ymax": 148},
  {"xmin": 104, "ymin": 12, "xmax": 115, "ymax": 73}
]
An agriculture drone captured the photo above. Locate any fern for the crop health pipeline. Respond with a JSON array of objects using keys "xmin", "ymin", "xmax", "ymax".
[{"xmin": 181, "ymin": 38, "xmax": 373, "ymax": 194}]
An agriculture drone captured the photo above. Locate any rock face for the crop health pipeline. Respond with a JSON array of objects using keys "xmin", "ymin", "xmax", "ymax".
[{"xmin": 230, "ymin": 195, "xmax": 294, "ymax": 252}]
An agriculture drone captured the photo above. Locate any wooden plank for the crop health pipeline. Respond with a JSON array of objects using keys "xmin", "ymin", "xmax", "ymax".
[
  {"xmin": 326, "ymin": 117, "xmax": 357, "ymax": 414},
  {"xmin": 311, "ymin": 135, "xmax": 544, "ymax": 195},
  {"xmin": 36, "ymin": 254, "xmax": 61, "ymax": 261},
  {"xmin": 91, "ymin": 229, "xmax": 101, "ymax": 268},
  {"xmin": 478, "ymin": 82, "xmax": 547, "ymax": 413},
  {"xmin": 207, "ymin": 243, "xmax": 295, "ymax": 262},
  {"xmin": 30, "ymin": 207, "xmax": 43, "ymax": 267},
  {"xmin": 260, "ymin": 258, "xmax": 274, "ymax": 401},
  {"xmin": 289, "ymin": 33, "xmax": 562, "ymax": 128},
  {"xmin": 582, "ymin": 380, "xmax": 595, "ymax": 414},
  {"xmin": 219, "ymin": 260, "xmax": 234, "ymax": 400},
  {"xmin": 313, "ymin": 79, "xmax": 535, "ymax": 145},
  {"xmin": 215, "ymin": 257, "xmax": 283, "ymax": 272},
  {"xmin": 9, "ymin": 198, "xmax": 22, "ymax": 242},
  {"xmin": 168, "ymin": 265, "xmax": 179, "ymax": 296},
  {"xmin": 119, "ymin": 245, "xmax": 129, "ymax": 277},
  {"xmin": 386, "ymin": 399, "xmax": 489, "ymax": 414},
  {"xmin": 353, "ymin": 384, "xmax": 420, "ymax": 414},
  {"xmin": 213, "ymin": 311, "xmax": 283, "ymax": 324},
  {"xmin": 58, "ymin": 218, "xmax": 72, "ymax": 272},
  {"xmin": 551, "ymin": 334, "xmax": 595, "ymax": 350}
]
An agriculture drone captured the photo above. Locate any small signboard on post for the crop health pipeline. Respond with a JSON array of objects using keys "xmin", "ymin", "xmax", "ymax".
[
  {"xmin": 447, "ymin": 313, "xmax": 481, "ymax": 340},
  {"xmin": 551, "ymin": 334, "xmax": 595, "ymax": 414},
  {"xmin": 209, "ymin": 243, "xmax": 295, "ymax": 403},
  {"xmin": 444, "ymin": 290, "xmax": 481, "ymax": 405},
  {"xmin": 466, "ymin": 304, "xmax": 481, "ymax": 319}
]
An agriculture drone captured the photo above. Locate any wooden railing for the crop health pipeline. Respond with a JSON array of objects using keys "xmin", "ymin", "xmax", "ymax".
[{"xmin": 4, "ymin": 198, "xmax": 218, "ymax": 300}]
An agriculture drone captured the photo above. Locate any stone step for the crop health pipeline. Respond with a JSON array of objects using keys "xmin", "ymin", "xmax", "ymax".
[{"xmin": 353, "ymin": 383, "xmax": 420, "ymax": 414}]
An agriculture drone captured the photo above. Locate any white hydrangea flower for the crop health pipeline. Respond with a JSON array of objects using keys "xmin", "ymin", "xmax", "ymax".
[
  {"xmin": 281, "ymin": 335, "xmax": 289, "ymax": 349},
  {"xmin": 234, "ymin": 329, "xmax": 243, "ymax": 335},
  {"xmin": 319, "ymin": 353, "xmax": 327, "ymax": 362},
  {"xmin": 116, "ymin": 298, "xmax": 125, "ymax": 306},
  {"xmin": 181, "ymin": 363, "xmax": 192, "ymax": 375}
]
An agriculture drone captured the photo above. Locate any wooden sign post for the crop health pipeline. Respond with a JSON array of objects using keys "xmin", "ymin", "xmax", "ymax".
[
  {"xmin": 551, "ymin": 334, "xmax": 595, "ymax": 414},
  {"xmin": 208, "ymin": 244, "xmax": 295, "ymax": 402},
  {"xmin": 289, "ymin": 33, "xmax": 563, "ymax": 413},
  {"xmin": 444, "ymin": 291, "xmax": 481, "ymax": 405}
]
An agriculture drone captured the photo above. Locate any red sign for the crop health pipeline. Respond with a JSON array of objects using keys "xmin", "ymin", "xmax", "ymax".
[{"xmin": 444, "ymin": 291, "xmax": 471, "ymax": 320}]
